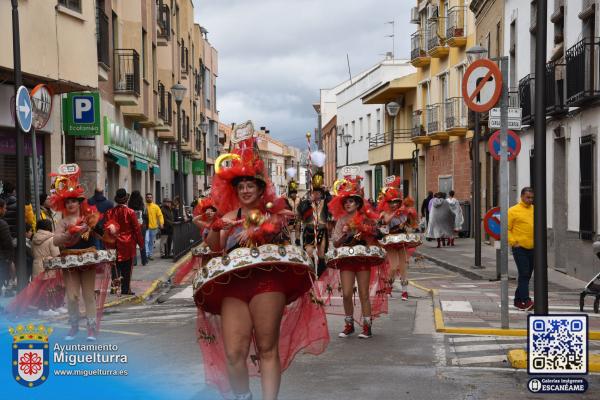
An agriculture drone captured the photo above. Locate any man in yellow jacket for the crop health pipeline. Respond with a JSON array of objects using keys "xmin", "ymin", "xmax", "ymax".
[
  {"xmin": 144, "ymin": 193, "xmax": 164, "ymax": 261},
  {"xmin": 508, "ymin": 187, "xmax": 535, "ymax": 311}
]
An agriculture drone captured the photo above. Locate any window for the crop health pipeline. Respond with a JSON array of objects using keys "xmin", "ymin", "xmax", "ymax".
[
  {"xmin": 112, "ymin": 12, "xmax": 118, "ymax": 50},
  {"xmin": 376, "ymin": 109, "xmax": 381, "ymax": 135},
  {"xmin": 579, "ymin": 136, "xmax": 595, "ymax": 240},
  {"xmin": 142, "ymin": 29, "xmax": 147, "ymax": 79},
  {"xmin": 58, "ymin": 0, "xmax": 81, "ymax": 13},
  {"xmin": 213, "ymin": 84, "xmax": 217, "ymax": 112},
  {"xmin": 359, "ymin": 117, "xmax": 363, "ymax": 140},
  {"xmin": 204, "ymin": 68, "xmax": 211, "ymax": 108},
  {"xmin": 366, "ymin": 114, "xmax": 371, "ymax": 137},
  {"xmin": 351, "ymin": 121, "xmax": 356, "ymax": 141},
  {"xmin": 439, "ymin": 176, "xmax": 453, "ymax": 194}
]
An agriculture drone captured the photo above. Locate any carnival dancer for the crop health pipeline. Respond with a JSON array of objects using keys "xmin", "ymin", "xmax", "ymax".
[
  {"xmin": 285, "ymin": 179, "xmax": 300, "ymax": 245},
  {"xmin": 193, "ymin": 122, "xmax": 329, "ymax": 400},
  {"xmin": 377, "ymin": 177, "xmax": 421, "ymax": 301},
  {"xmin": 48, "ymin": 164, "xmax": 113, "ymax": 341},
  {"xmin": 297, "ymin": 170, "xmax": 330, "ymax": 276},
  {"xmin": 172, "ymin": 198, "xmax": 220, "ymax": 285},
  {"xmin": 324, "ymin": 175, "xmax": 388, "ymax": 339},
  {"xmin": 103, "ymin": 188, "xmax": 145, "ymax": 296}
]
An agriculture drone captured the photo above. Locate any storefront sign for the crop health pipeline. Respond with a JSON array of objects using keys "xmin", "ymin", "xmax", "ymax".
[
  {"xmin": 103, "ymin": 117, "xmax": 158, "ymax": 163},
  {"xmin": 171, "ymin": 151, "xmax": 192, "ymax": 174},
  {"xmin": 192, "ymin": 160, "xmax": 205, "ymax": 175},
  {"xmin": 62, "ymin": 92, "xmax": 101, "ymax": 136},
  {"xmin": 0, "ymin": 131, "xmax": 44, "ymax": 156}
]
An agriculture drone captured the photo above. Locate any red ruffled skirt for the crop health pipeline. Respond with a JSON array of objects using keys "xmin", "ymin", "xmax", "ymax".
[{"xmin": 195, "ymin": 263, "xmax": 330, "ymax": 396}]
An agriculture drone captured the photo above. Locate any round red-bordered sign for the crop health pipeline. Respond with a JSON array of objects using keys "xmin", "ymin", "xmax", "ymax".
[
  {"xmin": 462, "ymin": 59, "xmax": 503, "ymax": 113},
  {"xmin": 487, "ymin": 130, "xmax": 521, "ymax": 161},
  {"xmin": 483, "ymin": 207, "xmax": 501, "ymax": 240}
]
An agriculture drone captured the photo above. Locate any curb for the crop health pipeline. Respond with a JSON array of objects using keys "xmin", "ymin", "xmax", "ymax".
[
  {"xmin": 507, "ymin": 349, "xmax": 600, "ymax": 372},
  {"xmin": 103, "ymin": 253, "xmax": 192, "ymax": 308},
  {"xmin": 416, "ymin": 251, "xmax": 488, "ymax": 281},
  {"xmin": 409, "ymin": 280, "xmax": 600, "ymax": 340}
]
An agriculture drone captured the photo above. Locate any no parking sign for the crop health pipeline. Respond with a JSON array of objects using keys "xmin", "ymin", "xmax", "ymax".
[{"xmin": 483, "ymin": 207, "xmax": 501, "ymax": 240}]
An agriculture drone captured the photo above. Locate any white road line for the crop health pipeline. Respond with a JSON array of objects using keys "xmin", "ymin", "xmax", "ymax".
[
  {"xmin": 449, "ymin": 336, "xmax": 525, "ymax": 344},
  {"xmin": 433, "ymin": 333, "xmax": 447, "ymax": 367},
  {"xmin": 170, "ymin": 285, "xmax": 194, "ymax": 299},
  {"xmin": 450, "ymin": 355, "xmax": 507, "ymax": 366},
  {"xmin": 453, "ymin": 343, "xmax": 525, "ymax": 353},
  {"xmin": 441, "ymin": 300, "xmax": 473, "ymax": 313}
]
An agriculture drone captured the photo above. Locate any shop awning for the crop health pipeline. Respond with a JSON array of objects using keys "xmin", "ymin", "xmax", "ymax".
[
  {"xmin": 134, "ymin": 157, "xmax": 148, "ymax": 172},
  {"xmin": 108, "ymin": 147, "xmax": 129, "ymax": 167},
  {"xmin": 152, "ymin": 165, "xmax": 160, "ymax": 175}
]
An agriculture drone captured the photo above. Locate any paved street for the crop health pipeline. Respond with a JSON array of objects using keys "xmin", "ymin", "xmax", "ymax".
[{"xmin": 75, "ymin": 257, "xmax": 600, "ymax": 399}]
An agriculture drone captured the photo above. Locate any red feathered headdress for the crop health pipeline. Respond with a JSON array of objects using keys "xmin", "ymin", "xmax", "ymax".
[
  {"xmin": 328, "ymin": 175, "xmax": 366, "ymax": 219},
  {"xmin": 193, "ymin": 197, "xmax": 218, "ymax": 219},
  {"xmin": 377, "ymin": 176, "xmax": 403, "ymax": 212},
  {"xmin": 47, "ymin": 164, "xmax": 87, "ymax": 213},
  {"xmin": 210, "ymin": 136, "xmax": 276, "ymax": 215}
]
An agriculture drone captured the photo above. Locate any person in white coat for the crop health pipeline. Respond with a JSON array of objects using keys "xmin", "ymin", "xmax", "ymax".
[{"xmin": 446, "ymin": 190, "xmax": 464, "ymax": 246}]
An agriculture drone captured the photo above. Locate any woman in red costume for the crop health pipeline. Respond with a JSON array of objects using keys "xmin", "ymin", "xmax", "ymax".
[
  {"xmin": 324, "ymin": 175, "xmax": 388, "ymax": 339},
  {"xmin": 193, "ymin": 122, "xmax": 329, "ymax": 400},
  {"xmin": 377, "ymin": 177, "xmax": 421, "ymax": 301}
]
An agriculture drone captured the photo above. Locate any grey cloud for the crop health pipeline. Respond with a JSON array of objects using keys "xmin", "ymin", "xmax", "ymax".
[{"xmin": 194, "ymin": 0, "xmax": 411, "ymax": 147}]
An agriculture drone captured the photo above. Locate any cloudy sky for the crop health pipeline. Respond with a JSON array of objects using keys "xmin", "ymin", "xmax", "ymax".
[{"xmin": 194, "ymin": 0, "xmax": 411, "ymax": 149}]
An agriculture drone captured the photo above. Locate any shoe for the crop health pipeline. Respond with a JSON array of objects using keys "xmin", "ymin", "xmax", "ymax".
[
  {"xmin": 523, "ymin": 299, "xmax": 534, "ymax": 311},
  {"xmin": 148, "ymin": 256, "xmax": 154, "ymax": 261},
  {"xmin": 358, "ymin": 324, "xmax": 372, "ymax": 339},
  {"xmin": 57, "ymin": 307, "xmax": 68, "ymax": 314},
  {"xmin": 64, "ymin": 325, "xmax": 78, "ymax": 341},
  {"xmin": 401, "ymin": 291, "xmax": 408, "ymax": 301},
  {"xmin": 86, "ymin": 321, "xmax": 97, "ymax": 341},
  {"xmin": 38, "ymin": 309, "xmax": 59, "ymax": 317},
  {"xmin": 514, "ymin": 300, "xmax": 530, "ymax": 310},
  {"xmin": 338, "ymin": 322, "xmax": 355, "ymax": 338}
]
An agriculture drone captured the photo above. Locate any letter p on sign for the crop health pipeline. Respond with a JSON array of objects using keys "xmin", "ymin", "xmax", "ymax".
[{"xmin": 73, "ymin": 95, "xmax": 95, "ymax": 123}]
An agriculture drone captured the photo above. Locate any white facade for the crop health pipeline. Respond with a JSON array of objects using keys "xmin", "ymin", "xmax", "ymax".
[
  {"xmin": 504, "ymin": 0, "xmax": 600, "ymax": 280},
  {"xmin": 334, "ymin": 59, "xmax": 415, "ymax": 198}
]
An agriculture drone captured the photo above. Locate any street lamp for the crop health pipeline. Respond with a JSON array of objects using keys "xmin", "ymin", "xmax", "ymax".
[
  {"xmin": 171, "ymin": 82, "xmax": 187, "ymax": 219},
  {"xmin": 200, "ymin": 120, "xmax": 209, "ymax": 191},
  {"xmin": 386, "ymin": 101, "xmax": 400, "ymax": 176},
  {"xmin": 342, "ymin": 132, "xmax": 352, "ymax": 166},
  {"xmin": 465, "ymin": 45, "xmax": 488, "ymax": 269}
]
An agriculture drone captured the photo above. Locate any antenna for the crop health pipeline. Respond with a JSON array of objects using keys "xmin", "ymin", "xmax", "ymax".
[
  {"xmin": 346, "ymin": 53, "xmax": 353, "ymax": 84},
  {"xmin": 385, "ymin": 20, "xmax": 395, "ymax": 59}
]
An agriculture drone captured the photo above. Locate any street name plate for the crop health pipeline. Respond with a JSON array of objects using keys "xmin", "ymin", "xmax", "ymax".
[{"xmin": 488, "ymin": 107, "xmax": 522, "ymax": 130}]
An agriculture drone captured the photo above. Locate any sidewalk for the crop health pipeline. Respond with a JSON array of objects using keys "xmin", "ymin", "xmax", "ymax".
[{"xmin": 414, "ymin": 238, "xmax": 600, "ymax": 335}]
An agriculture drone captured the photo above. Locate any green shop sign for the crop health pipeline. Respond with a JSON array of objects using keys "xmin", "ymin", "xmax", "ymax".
[
  {"xmin": 103, "ymin": 117, "xmax": 158, "ymax": 163},
  {"xmin": 171, "ymin": 151, "xmax": 192, "ymax": 174},
  {"xmin": 192, "ymin": 160, "xmax": 205, "ymax": 176},
  {"xmin": 62, "ymin": 92, "xmax": 101, "ymax": 136}
]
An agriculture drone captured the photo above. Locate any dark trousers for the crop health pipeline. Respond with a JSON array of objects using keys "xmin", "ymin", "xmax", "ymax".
[
  {"xmin": 113, "ymin": 259, "xmax": 133, "ymax": 294},
  {"xmin": 512, "ymin": 247, "xmax": 534, "ymax": 302}
]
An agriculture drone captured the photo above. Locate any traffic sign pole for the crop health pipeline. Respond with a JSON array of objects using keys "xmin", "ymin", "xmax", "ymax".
[{"xmin": 499, "ymin": 57, "xmax": 509, "ymax": 329}]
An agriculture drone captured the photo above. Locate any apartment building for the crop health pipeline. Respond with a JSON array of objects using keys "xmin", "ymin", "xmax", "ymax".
[
  {"xmin": 408, "ymin": 0, "xmax": 475, "ymax": 204},
  {"xmin": 0, "ymin": 0, "xmax": 98, "ymax": 197},
  {"xmin": 255, "ymin": 128, "xmax": 303, "ymax": 197},
  {"xmin": 503, "ymin": 0, "xmax": 598, "ymax": 280}
]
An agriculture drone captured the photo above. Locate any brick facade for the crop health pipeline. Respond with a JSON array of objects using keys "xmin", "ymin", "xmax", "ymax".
[
  {"xmin": 424, "ymin": 138, "xmax": 472, "ymax": 202},
  {"xmin": 322, "ymin": 116, "xmax": 337, "ymax": 187}
]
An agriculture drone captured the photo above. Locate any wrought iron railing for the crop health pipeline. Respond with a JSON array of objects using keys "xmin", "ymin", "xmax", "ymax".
[
  {"xmin": 171, "ymin": 220, "xmax": 202, "ymax": 260},
  {"xmin": 411, "ymin": 111, "xmax": 426, "ymax": 138},
  {"xmin": 427, "ymin": 18, "xmax": 445, "ymax": 51},
  {"xmin": 114, "ymin": 49, "xmax": 140, "ymax": 95},
  {"xmin": 426, "ymin": 103, "xmax": 443, "ymax": 134},
  {"xmin": 411, "ymin": 30, "xmax": 428, "ymax": 60},
  {"xmin": 545, "ymin": 61, "xmax": 568, "ymax": 115},
  {"xmin": 444, "ymin": 97, "xmax": 467, "ymax": 130},
  {"xmin": 158, "ymin": 81, "xmax": 168, "ymax": 122},
  {"xmin": 519, "ymin": 74, "xmax": 534, "ymax": 125},
  {"xmin": 566, "ymin": 37, "xmax": 600, "ymax": 106},
  {"xmin": 446, "ymin": 6, "xmax": 466, "ymax": 40},
  {"xmin": 368, "ymin": 129, "xmax": 413, "ymax": 149},
  {"xmin": 157, "ymin": 2, "xmax": 170, "ymax": 40},
  {"xmin": 96, "ymin": 6, "xmax": 109, "ymax": 67}
]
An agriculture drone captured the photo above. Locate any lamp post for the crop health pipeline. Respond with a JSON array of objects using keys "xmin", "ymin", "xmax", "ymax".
[
  {"xmin": 200, "ymin": 120, "xmax": 209, "ymax": 191},
  {"xmin": 171, "ymin": 82, "xmax": 187, "ymax": 219},
  {"xmin": 386, "ymin": 101, "xmax": 400, "ymax": 176},
  {"xmin": 342, "ymin": 132, "xmax": 352, "ymax": 166},
  {"xmin": 465, "ymin": 45, "xmax": 488, "ymax": 269}
]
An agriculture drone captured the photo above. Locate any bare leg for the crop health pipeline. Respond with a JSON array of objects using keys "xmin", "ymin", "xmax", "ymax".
[
  {"xmin": 397, "ymin": 248, "xmax": 408, "ymax": 282},
  {"xmin": 340, "ymin": 269, "xmax": 357, "ymax": 317},
  {"xmin": 356, "ymin": 270, "xmax": 372, "ymax": 318},
  {"xmin": 249, "ymin": 292, "xmax": 286, "ymax": 400},
  {"xmin": 386, "ymin": 249, "xmax": 400, "ymax": 284},
  {"xmin": 221, "ymin": 297, "xmax": 253, "ymax": 396}
]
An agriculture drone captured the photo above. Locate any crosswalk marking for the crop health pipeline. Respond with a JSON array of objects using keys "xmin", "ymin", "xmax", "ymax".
[
  {"xmin": 453, "ymin": 343, "xmax": 523, "ymax": 353},
  {"xmin": 451, "ymin": 355, "xmax": 508, "ymax": 366},
  {"xmin": 170, "ymin": 285, "xmax": 194, "ymax": 299},
  {"xmin": 441, "ymin": 300, "xmax": 473, "ymax": 312}
]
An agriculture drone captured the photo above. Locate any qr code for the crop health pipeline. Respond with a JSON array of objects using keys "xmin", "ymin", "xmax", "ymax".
[{"xmin": 528, "ymin": 315, "xmax": 588, "ymax": 374}]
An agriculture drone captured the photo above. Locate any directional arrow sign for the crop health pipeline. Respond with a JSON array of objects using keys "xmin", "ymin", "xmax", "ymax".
[{"xmin": 16, "ymin": 86, "xmax": 32, "ymax": 133}]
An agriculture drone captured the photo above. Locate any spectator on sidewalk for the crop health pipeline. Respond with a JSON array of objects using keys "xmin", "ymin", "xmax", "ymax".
[
  {"xmin": 128, "ymin": 190, "xmax": 147, "ymax": 266},
  {"xmin": 426, "ymin": 192, "xmax": 455, "ymax": 248},
  {"xmin": 508, "ymin": 187, "xmax": 535, "ymax": 311},
  {"xmin": 144, "ymin": 193, "xmax": 163, "ymax": 261},
  {"xmin": 421, "ymin": 191, "xmax": 434, "ymax": 225},
  {"xmin": 0, "ymin": 198, "xmax": 15, "ymax": 296},
  {"xmin": 160, "ymin": 199, "xmax": 174, "ymax": 258},
  {"xmin": 172, "ymin": 196, "xmax": 183, "ymax": 222},
  {"xmin": 88, "ymin": 188, "xmax": 114, "ymax": 250},
  {"xmin": 104, "ymin": 189, "xmax": 145, "ymax": 295},
  {"xmin": 31, "ymin": 218, "xmax": 64, "ymax": 316},
  {"xmin": 446, "ymin": 190, "xmax": 464, "ymax": 246},
  {"xmin": 1, "ymin": 182, "xmax": 17, "ymax": 238},
  {"xmin": 39, "ymin": 193, "xmax": 57, "ymax": 231}
]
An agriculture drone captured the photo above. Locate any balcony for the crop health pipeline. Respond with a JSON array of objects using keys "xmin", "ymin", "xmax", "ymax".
[
  {"xmin": 410, "ymin": 7, "xmax": 419, "ymax": 24},
  {"xmin": 427, "ymin": 18, "xmax": 449, "ymax": 58},
  {"xmin": 114, "ymin": 49, "xmax": 140, "ymax": 105},
  {"xmin": 519, "ymin": 74, "xmax": 534, "ymax": 126},
  {"xmin": 444, "ymin": 97, "xmax": 467, "ymax": 136},
  {"xmin": 367, "ymin": 129, "xmax": 414, "ymax": 165},
  {"xmin": 579, "ymin": 0, "xmax": 595, "ymax": 20},
  {"xmin": 545, "ymin": 61, "xmax": 568, "ymax": 116},
  {"xmin": 426, "ymin": 103, "xmax": 448, "ymax": 140},
  {"xmin": 410, "ymin": 30, "xmax": 431, "ymax": 68},
  {"xmin": 96, "ymin": 6, "xmax": 110, "ymax": 80},
  {"xmin": 566, "ymin": 37, "xmax": 600, "ymax": 106},
  {"xmin": 551, "ymin": 0, "xmax": 564, "ymax": 23},
  {"xmin": 181, "ymin": 46, "xmax": 189, "ymax": 76},
  {"xmin": 446, "ymin": 6, "xmax": 467, "ymax": 47},
  {"xmin": 411, "ymin": 111, "xmax": 430, "ymax": 144},
  {"xmin": 157, "ymin": 2, "xmax": 171, "ymax": 45},
  {"xmin": 157, "ymin": 82, "xmax": 172, "ymax": 128}
]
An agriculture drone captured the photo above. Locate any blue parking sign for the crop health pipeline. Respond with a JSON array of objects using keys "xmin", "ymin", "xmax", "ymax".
[
  {"xmin": 63, "ymin": 92, "xmax": 100, "ymax": 136},
  {"xmin": 73, "ymin": 95, "xmax": 95, "ymax": 124}
]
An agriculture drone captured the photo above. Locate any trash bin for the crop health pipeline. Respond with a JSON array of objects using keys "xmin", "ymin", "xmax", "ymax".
[{"xmin": 459, "ymin": 200, "xmax": 471, "ymax": 238}]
